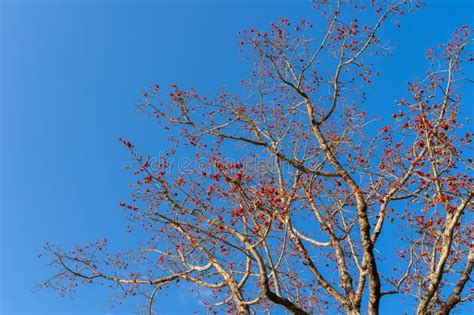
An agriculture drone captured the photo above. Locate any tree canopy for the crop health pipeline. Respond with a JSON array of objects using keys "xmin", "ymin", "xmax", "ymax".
[{"xmin": 42, "ymin": 1, "xmax": 473, "ymax": 314}]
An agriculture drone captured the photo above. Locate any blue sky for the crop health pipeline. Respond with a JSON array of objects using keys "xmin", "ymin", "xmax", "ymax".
[{"xmin": 0, "ymin": 0, "xmax": 472, "ymax": 314}]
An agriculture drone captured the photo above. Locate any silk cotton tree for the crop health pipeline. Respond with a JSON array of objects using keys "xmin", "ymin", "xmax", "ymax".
[{"xmin": 42, "ymin": 1, "xmax": 473, "ymax": 314}]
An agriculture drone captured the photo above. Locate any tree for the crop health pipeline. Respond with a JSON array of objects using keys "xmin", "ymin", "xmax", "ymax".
[{"xmin": 41, "ymin": 1, "xmax": 473, "ymax": 314}]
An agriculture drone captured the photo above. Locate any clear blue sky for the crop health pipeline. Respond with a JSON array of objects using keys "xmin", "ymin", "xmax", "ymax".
[{"xmin": 0, "ymin": 0, "xmax": 472, "ymax": 314}]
